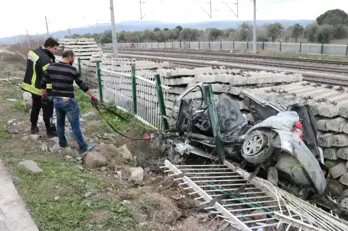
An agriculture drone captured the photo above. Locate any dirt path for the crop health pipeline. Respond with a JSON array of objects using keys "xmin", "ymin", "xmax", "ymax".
[{"xmin": 0, "ymin": 57, "xmax": 230, "ymax": 231}]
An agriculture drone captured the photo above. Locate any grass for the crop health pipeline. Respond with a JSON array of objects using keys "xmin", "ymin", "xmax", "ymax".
[
  {"xmin": 74, "ymin": 87, "xmax": 149, "ymax": 135},
  {"xmin": 0, "ymin": 82, "xmax": 141, "ymax": 231},
  {"xmin": 1, "ymin": 151, "xmax": 137, "ymax": 231}
]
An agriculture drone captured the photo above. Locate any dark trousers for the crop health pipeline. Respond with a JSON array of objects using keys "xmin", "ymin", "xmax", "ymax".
[{"xmin": 30, "ymin": 94, "xmax": 54, "ymax": 128}]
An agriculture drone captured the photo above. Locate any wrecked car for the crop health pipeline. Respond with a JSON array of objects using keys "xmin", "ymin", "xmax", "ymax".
[{"xmin": 168, "ymin": 83, "xmax": 344, "ymax": 210}]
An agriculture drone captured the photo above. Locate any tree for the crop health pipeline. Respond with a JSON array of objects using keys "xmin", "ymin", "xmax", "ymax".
[
  {"xmin": 316, "ymin": 9, "xmax": 348, "ymax": 26},
  {"xmin": 257, "ymin": 31, "xmax": 268, "ymax": 42},
  {"xmin": 100, "ymin": 30, "xmax": 112, "ymax": 43},
  {"xmin": 180, "ymin": 28, "xmax": 200, "ymax": 41},
  {"xmin": 153, "ymin": 27, "xmax": 161, "ymax": 32},
  {"xmin": 208, "ymin": 28, "xmax": 222, "ymax": 41},
  {"xmin": 290, "ymin": 23, "xmax": 304, "ymax": 42},
  {"xmin": 175, "ymin": 25, "xmax": 183, "ymax": 32},
  {"xmin": 267, "ymin": 22, "xmax": 283, "ymax": 42},
  {"xmin": 304, "ymin": 23, "xmax": 319, "ymax": 42},
  {"xmin": 335, "ymin": 25, "xmax": 348, "ymax": 39},
  {"xmin": 237, "ymin": 22, "xmax": 253, "ymax": 41},
  {"xmin": 316, "ymin": 24, "xmax": 335, "ymax": 43}
]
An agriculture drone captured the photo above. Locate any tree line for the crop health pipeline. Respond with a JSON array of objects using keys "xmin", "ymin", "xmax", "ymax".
[{"xmin": 67, "ymin": 9, "xmax": 348, "ymax": 44}]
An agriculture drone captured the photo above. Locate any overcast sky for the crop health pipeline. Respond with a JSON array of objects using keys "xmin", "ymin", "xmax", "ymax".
[{"xmin": 1, "ymin": 0, "xmax": 347, "ymax": 37}]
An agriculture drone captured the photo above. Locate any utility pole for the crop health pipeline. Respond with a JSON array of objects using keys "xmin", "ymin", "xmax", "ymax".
[
  {"xmin": 36, "ymin": 33, "xmax": 40, "ymax": 47},
  {"xmin": 45, "ymin": 16, "xmax": 50, "ymax": 37},
  {"xmin": 209, "ymin": 0, "xmax": 212, "ymax": 18},
  {"xmin": 252, "ymin": 0, "xmax": 257, "ymax": 54},
  {"xmin": 26, "ymin": 29, "xmax": 31, "ymax": 49},
  {"xmin": 109, "ymin": 0, "xmax": 118, "ymax": 57},
  {"xmin": 139, "ymin": 0, "xmax": 145, "ymax": 19}
]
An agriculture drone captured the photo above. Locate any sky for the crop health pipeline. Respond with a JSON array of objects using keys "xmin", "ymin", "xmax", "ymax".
[{"xmin": 0, "ymin": 0, "xmax": 347, "ymax": 38}]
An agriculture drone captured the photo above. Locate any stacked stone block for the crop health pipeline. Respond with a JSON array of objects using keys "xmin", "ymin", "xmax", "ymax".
[{"xmin": 58, "ymin": 38, "xmax": 102, "ymax": 60}]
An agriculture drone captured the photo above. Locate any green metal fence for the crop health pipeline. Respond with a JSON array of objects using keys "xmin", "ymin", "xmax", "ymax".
[{"xmin": 78, "ymin": 58, "xmax": 225, "ymax": 161}]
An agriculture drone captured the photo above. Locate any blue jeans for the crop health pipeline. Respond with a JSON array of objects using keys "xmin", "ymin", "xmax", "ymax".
[{"xmin": 53, "ymin": 98, "xmax": 88, "ymax": 150}]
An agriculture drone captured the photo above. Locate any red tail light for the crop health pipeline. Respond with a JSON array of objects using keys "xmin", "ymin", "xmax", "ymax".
[{"xmin": 291, "ymin": 121, "xmax": 303, "ymax": 139}]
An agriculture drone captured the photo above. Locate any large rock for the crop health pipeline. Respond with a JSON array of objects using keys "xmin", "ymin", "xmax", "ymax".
[
  {"xmin": 318, "ymin": 118, "xmax": 347, "ymax": 132},
  {"xmin": 318, "ymin": 133, "xmax": 333, "ymax": 147},
  {"xmin": 340, "ymin": 173, "xmax": 348, "ymax": 186},
  {"xmin": 332, "ymin": 134, "xmax": 348, "ymax": 147},
  {"xmin": 123, "ymin": 167, "xmax": 144, "ymax": 183},
  {"xmin": 329, "ymin": 163, "xmax": 347, "ymax": 179},
  {"xmin": 323, "ymin": 148, "xmax": 338, "ymax": 160},
  {"xmin": 116, "ymin": 144, "xmax": 134, "ymax": 161},
  {"xmin": 337, "ymin": 148, "xmax": 348, "ymax": 160},
  {"xmin": 7, "ymin": 119, "xmax": 19, "ymax": 134},
  {"xmin": 29, "ymin": 134, "xmax": 41, "ymax": 141},
  {"xmin": 19, "ymin": 160, "xmax": 43, "ymax": 173},
  {"xmin": 84, "ymin": 151, "xmax": 107, "ymax": 169}
]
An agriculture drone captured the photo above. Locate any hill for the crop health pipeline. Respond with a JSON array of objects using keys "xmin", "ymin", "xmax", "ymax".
[{"xmin": 0, "ymin": 19, "xmax": 314, "ymax": 44}]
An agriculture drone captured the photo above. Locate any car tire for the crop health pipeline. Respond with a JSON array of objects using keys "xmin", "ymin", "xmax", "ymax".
[{"xmin": 241, "ymin": 129, "xmax": 275, "ymax": 165}]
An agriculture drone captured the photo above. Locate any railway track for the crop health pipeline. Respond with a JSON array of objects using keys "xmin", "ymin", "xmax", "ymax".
[
  {"xmin": 109, "ymin": 50, "xmax": 348, "ymax": 74},
  {"xmin": 104, "ymin": 51, "xmax": 348, "ymax": 86},
  {"xmin": 106, "ymin": 48, "xmax": 348, "ymax": 65}
]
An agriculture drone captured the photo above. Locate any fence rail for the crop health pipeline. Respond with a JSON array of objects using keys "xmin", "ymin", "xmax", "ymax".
[
  {"xmin": 102, "ymin": 41, "xmax": 348, "ymax": 56},
  {"xmin": 78, "ymin": 57, "xmax": 170, "ymax": 130}
]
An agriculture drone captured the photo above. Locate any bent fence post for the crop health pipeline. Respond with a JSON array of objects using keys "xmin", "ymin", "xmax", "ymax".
[
  {"xmin": 155, "ymin": 74, "xmax": 168, "ymax": 130},
  {"xmin": 131, "ymin": 65, "xmax": 137, "ymax": 115},
  {"xmin": 203, "ymin": 84, "xmax": 225, "ymax": 162},
  {"xmin": 96, "ymin": 61, "xmax": 103, "ymax": 103}
]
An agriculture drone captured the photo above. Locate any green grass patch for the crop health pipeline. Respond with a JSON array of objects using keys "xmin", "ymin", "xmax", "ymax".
[
  {"xmin": 0, "ymin": 125, "xmax": 12, "ymax": 140},
  {"xmin": 1, "ymin": 151, "xmax": 137, "ymax": 231}
]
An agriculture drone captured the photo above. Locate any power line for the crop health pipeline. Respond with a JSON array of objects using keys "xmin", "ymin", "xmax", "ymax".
[
  {"xmin": 198, "ymin": 0, "xmax": 212, "ymax": 18},
  {"xmin": 223, "ymin": 0, "xmax": 238, "ymax": 18}
]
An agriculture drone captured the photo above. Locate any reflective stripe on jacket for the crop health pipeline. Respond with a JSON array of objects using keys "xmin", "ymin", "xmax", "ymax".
[{"xmin": 22, "ymin": 47, "xmax": 54, "ymax": 95}]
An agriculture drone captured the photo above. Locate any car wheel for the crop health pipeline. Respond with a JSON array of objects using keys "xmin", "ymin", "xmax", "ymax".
[{"xmin": 241, "ymin": 129, "xmax": 275, "ymax": 165}]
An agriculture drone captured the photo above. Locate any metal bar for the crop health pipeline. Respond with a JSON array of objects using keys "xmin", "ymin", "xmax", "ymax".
[
  {"xmin": 77, "ymin": 57, "xmax": 81, "ymax": 73},
  {"xmin": 155, "ymin": 74, "xmax": 168, "ymax": 130},
  {"xmin": 224, "ymin": 199, "xmax": 277, "ymax": 207},
  {"xmin": 182, "ymin": 176, "xmax": 213, "ymax": 202},
  {"xmin": 214, "ymin": 203, "xmax": 251, "ymax": 231},
  {"xmin": 274, "ymin": 212, "xmax": 324, "ymax": 231},
  {"xmin": 96, "ymin": 61, "xmax": 103, "ymax": 103},
  {"xmin": 203, "ymin": 84, "xmax": 224, "ymax": 162},
  {"xmin": 194, "ymin": 179, "xmax": 247, "ymax": 183},
  {"xmin": 131, "ymin": 65, "xmax": 137, "ymax": 115},
  {"xmin": 222, "ymin": 195, "xmax": 270, "ymax": 202},
  {"xmin": 185, "ymin": 171, "xmax": 235, "ymax": 175}
]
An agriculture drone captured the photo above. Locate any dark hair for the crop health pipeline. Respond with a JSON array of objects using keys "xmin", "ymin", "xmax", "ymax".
[
  {"xmin": 44, "ymin": 37, "xmax": 59, "ymax": 48},
  {"xmin": 62, "ymin": 50, "xmax": 75, "ymax": 58}
]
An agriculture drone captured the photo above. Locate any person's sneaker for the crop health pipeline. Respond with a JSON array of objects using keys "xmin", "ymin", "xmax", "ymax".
[
  {"xmin": 31, "ymin": 126, "xmax": 39, "ymax": 134},
  {"xmin": 79, "ymin": 144, "xmax": 96, "ymax": 154}
]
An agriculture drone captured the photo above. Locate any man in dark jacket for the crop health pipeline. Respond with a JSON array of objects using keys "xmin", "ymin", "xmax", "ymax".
[
  {"xmin": 41, "ymin": 50, "xmax": 97, "ymax": 153},
  {"xmin": 22, "ymin": 37, "xmax": 59, "ymax": 137}
]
